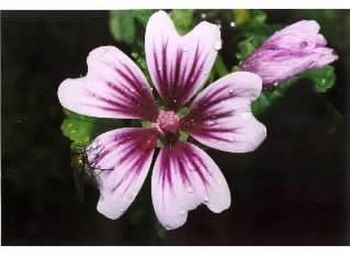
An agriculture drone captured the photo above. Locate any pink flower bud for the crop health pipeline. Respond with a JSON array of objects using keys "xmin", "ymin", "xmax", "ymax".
[{"xmin": 241, "ymin": 20, "xmax": 338, "ymax": 87}]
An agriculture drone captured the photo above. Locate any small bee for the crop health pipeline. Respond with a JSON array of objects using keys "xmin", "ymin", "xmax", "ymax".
[{"xmin": 71, "ymin": 147, "xmax": 113, "ymax": 201}]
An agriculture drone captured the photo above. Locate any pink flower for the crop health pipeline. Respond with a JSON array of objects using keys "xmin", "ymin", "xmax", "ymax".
[
  {"xmin": 58, "ymin": 11, "xmax": 266, "ymax": 230},
  {"xmin": 241, "ymin": 20, "xmax": 338, "ymax": 87}
]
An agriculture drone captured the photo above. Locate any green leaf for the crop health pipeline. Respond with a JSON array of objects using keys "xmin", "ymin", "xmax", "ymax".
[
  {"xmin": 235, "ymin": 10, "xmax": 275, "ymax": 61},
  {"xmin": 133, "ymin": 10, "xmax": 154, "ymax": 25},
  {"xmin": 236, "ymin": 37, "xmax": 257, "ymax": 60},
  {"xmin": 170, "ymin": 10, "xmax": 194, "ymax": 34},
  {"xmin": 233, "ymin": 9, "xmax": 250, "ymax": 26},
  {"xmin": 301, "ymin": 66, "xmax": 336, "ymax": 93},
  {"xmin": 61, "ymin": 110, "xmax": 96, "ymax": 148},
  {"xmin": 252, "ymin": 78, "xmax": 296, "ymax": 116},
  {"xmin": 213, "ymin": 55, "xmax": 229, "ymax": 77},
  {"xmin": 252, "ymin": 65, "xmax": 336, "ymax": 115},
  {"xmin": 109, "ymin": 10, "xmax": 136, "ymax": 44}
]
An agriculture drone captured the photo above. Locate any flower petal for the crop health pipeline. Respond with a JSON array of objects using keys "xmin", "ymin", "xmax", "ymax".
[
  {"xmin": 145, "ymin": 10, "xmax": 221, "ymax": 110},
  {"xmin": 86, "ymin": 127, "xmax": 158, "ymax": 220},
  {"xmin": 58, "ymin": 46, "xmax": 158, "ymax": 121},
  {"xmin": 152, "ymin": 141, "xmax": 231, "ymax": 230},
  {"xmin": 181, "ymin": 72, "xmax": 267, "ymax": 153}
]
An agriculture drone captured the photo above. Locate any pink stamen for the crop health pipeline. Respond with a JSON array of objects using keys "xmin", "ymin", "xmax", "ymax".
[{"xmin": 156, "ymin": 110, "xmax": 180, "ymax": 134}]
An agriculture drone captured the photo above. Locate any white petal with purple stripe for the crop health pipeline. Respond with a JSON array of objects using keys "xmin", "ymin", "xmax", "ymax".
[
  {"xmin": 145, "ymin": 10, "xmax": 221, "ymax": 110},
  {"xmin": 152, "ymin": 141, "xmax": 231, "ymax": 230},
  {"xmin": 58, "ymin": 46, "xmax": 158, "ymax": 120},
  {"xmin": 86, "ymin": 128, "xmax": 158, "ymax": 220},
  {"xmin": 181, "ymin": 72, "xmax": 267, "ymax": 153}
]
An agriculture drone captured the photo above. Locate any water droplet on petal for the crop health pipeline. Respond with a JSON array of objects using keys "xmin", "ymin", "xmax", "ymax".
[
  {"xmin": 187, "ymin": 186, "xmax": 194, "ymax": 193},
  {"xmin": 273, "ymin": 81, "xmax": 279, "ymax": 87},
  {"xmin": 203, "ymin": 196, "xmax": 209, "ymax": 202},
  {"xmin": 200, "ymin": 13, "xmax": 207, "ymax": 19},
  {"xmin": 214, "ymin": 39, "xmax": 222, "ymax": 50},
  {"xmin": 182, "ymin": 45, "xmax": 190, "ymax": 52},
  {"xmin": 230, "ymin": 21, "xmax": 236, "ymax": 28},
  {"xmin": 179, "ymin": 210, "xmax": 186, "ymax": 215},
  {"xmin": 173, "ymin": 99, "xmax": 177, "ymax": 104},
  {"xmin": 207, "ymin": 120, "xmax": 217, "ymax": 126},
  {"xmin": 228, "ymin": 89, "xmax": 234, "ymax": 95}
]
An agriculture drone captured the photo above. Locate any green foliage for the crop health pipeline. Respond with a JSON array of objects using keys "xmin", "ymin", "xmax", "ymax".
[
  {"xmin": 109, "ymin": 10, "xmax": 136, "ymax": 44},
  {"xmin": 252, "ymin": 65, "xmax": 336, "ymax": 115},
  {"xmin": 235, "ymin": 10, "xmax": 275, "ymax": 61},
  {"xmin": 252, "ymin": 78, "xmax": 296, "ymax": 116},
  {"xmin": 302, "ymin": 66, "xmax": 336, "ymax": 93},
  {"xmin": 133, "ymin": 10, "xmax": 154, "ymax": 25},
  {"xmin": 61, "ymin": 110, "xmax": 95, "ymax": 148},
  {"xmin": 170, "ymin": 10, "xmax": 195, "ymax": 34}
]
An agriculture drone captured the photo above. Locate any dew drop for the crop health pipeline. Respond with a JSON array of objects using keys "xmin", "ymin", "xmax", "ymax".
[
  {"xmin": 203, "ymin": 196, "xmax": 209, "ymax": 202},
  {"xmin": 179, "ymin": 210, "xmax": 186, "ymax": 215},
  {"xmin": 273, "ymin": 81, "xmax": 279, "ymax": 87},
  {"xmin": 230, "ymin": 21, "xmax": 236, "ymax": 28},
  {"xmin": 182, "ymin": 45, "xmax": 190, "ymax": 52},
  {"xmin": 207, "ymin": 120, "xmax": 217, "ymax": 126},
  {"xmin": 228, "ymin": 89, "xmax": 234, "ymax": 95},
  {"xmin": 214, "ymin": 40, "xmax": 222, "ymax": 50},
  {"xmin": 301, "ymin": 41, "xmax": 308, "ymax": 48},
  {"xmin": 200, "ymin": 13, "xmax": 207, "ymax": 19},
  {"xmin": 158, "ymin": 67, "xmax": 163, "ymax": 72},
  {"xmin": 173, "ymin": 99, "xmax": 177, "ymax": 104},
  {"xmin": 321, "ymin": 78, "xmax": 326, "ymax": 85},
  {"xmin": 187, "ymin": 186, "xmax": 194, "ymax": 193}
]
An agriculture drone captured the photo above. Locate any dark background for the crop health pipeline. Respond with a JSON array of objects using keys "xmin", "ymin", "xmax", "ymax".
[{"xmin": 2, "ymin": 10, "xmax": 350, "ymax": 245}]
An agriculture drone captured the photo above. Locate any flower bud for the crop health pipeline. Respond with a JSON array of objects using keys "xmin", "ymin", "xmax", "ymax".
[{"xmin": 241, "ymin": 20, "xmax": 338, "ymax": 87}]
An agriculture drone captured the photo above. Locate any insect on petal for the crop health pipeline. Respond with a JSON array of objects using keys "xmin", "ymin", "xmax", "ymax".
[{"xmin": 86, "ymin": 128, "xmax": 158, "ymax": 220}]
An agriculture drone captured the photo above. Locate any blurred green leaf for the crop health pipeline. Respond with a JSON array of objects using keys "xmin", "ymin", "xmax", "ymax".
[
  {"xmin": 252, "ymin": 66, "xmax": 336, "ymax": 115},
  {"xmin": 301, "ymin": 66, "xmax": 336, "ymax": 93},
  {"xmin": 252, "ymin": 78, "xmax": 296, "ymax": 116},
  {"xmin": 212, "ymin": 55, "xmax": 229, "ymax": 78},
  {"xmin": 61, "ymin": 110, "xmax": 95, "ymax": 148},
  {"xmin": 170, "ymin": 10, "xmax": 194, "ymax": 34},
  {"xmin": 233, "ymin": 9, "xmax": 250, "ymax": 26},
  {"xmin": 110, "ymin": 10, "xmax": 136, "ymax": 44},
  {"xmin": 235, "ymin": 10, "xmax": 275, "ymax": 61},
  {"xmin": 236, "ymin": 37, "xmax": 257, "ymax": 60},
  {"xmin": 133, "ymin": 10, "xmax": 154, "ymax": 25}
]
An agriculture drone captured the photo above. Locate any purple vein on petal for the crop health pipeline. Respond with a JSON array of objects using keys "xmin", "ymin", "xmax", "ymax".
[{"xmin": 159, "ymin": 142, "xmax": 210, "ymax": 191}]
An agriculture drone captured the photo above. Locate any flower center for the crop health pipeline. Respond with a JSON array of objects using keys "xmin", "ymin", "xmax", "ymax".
[{"xmin": 156, "ymin": 110, "xmax": 180, "ymax": 134}]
